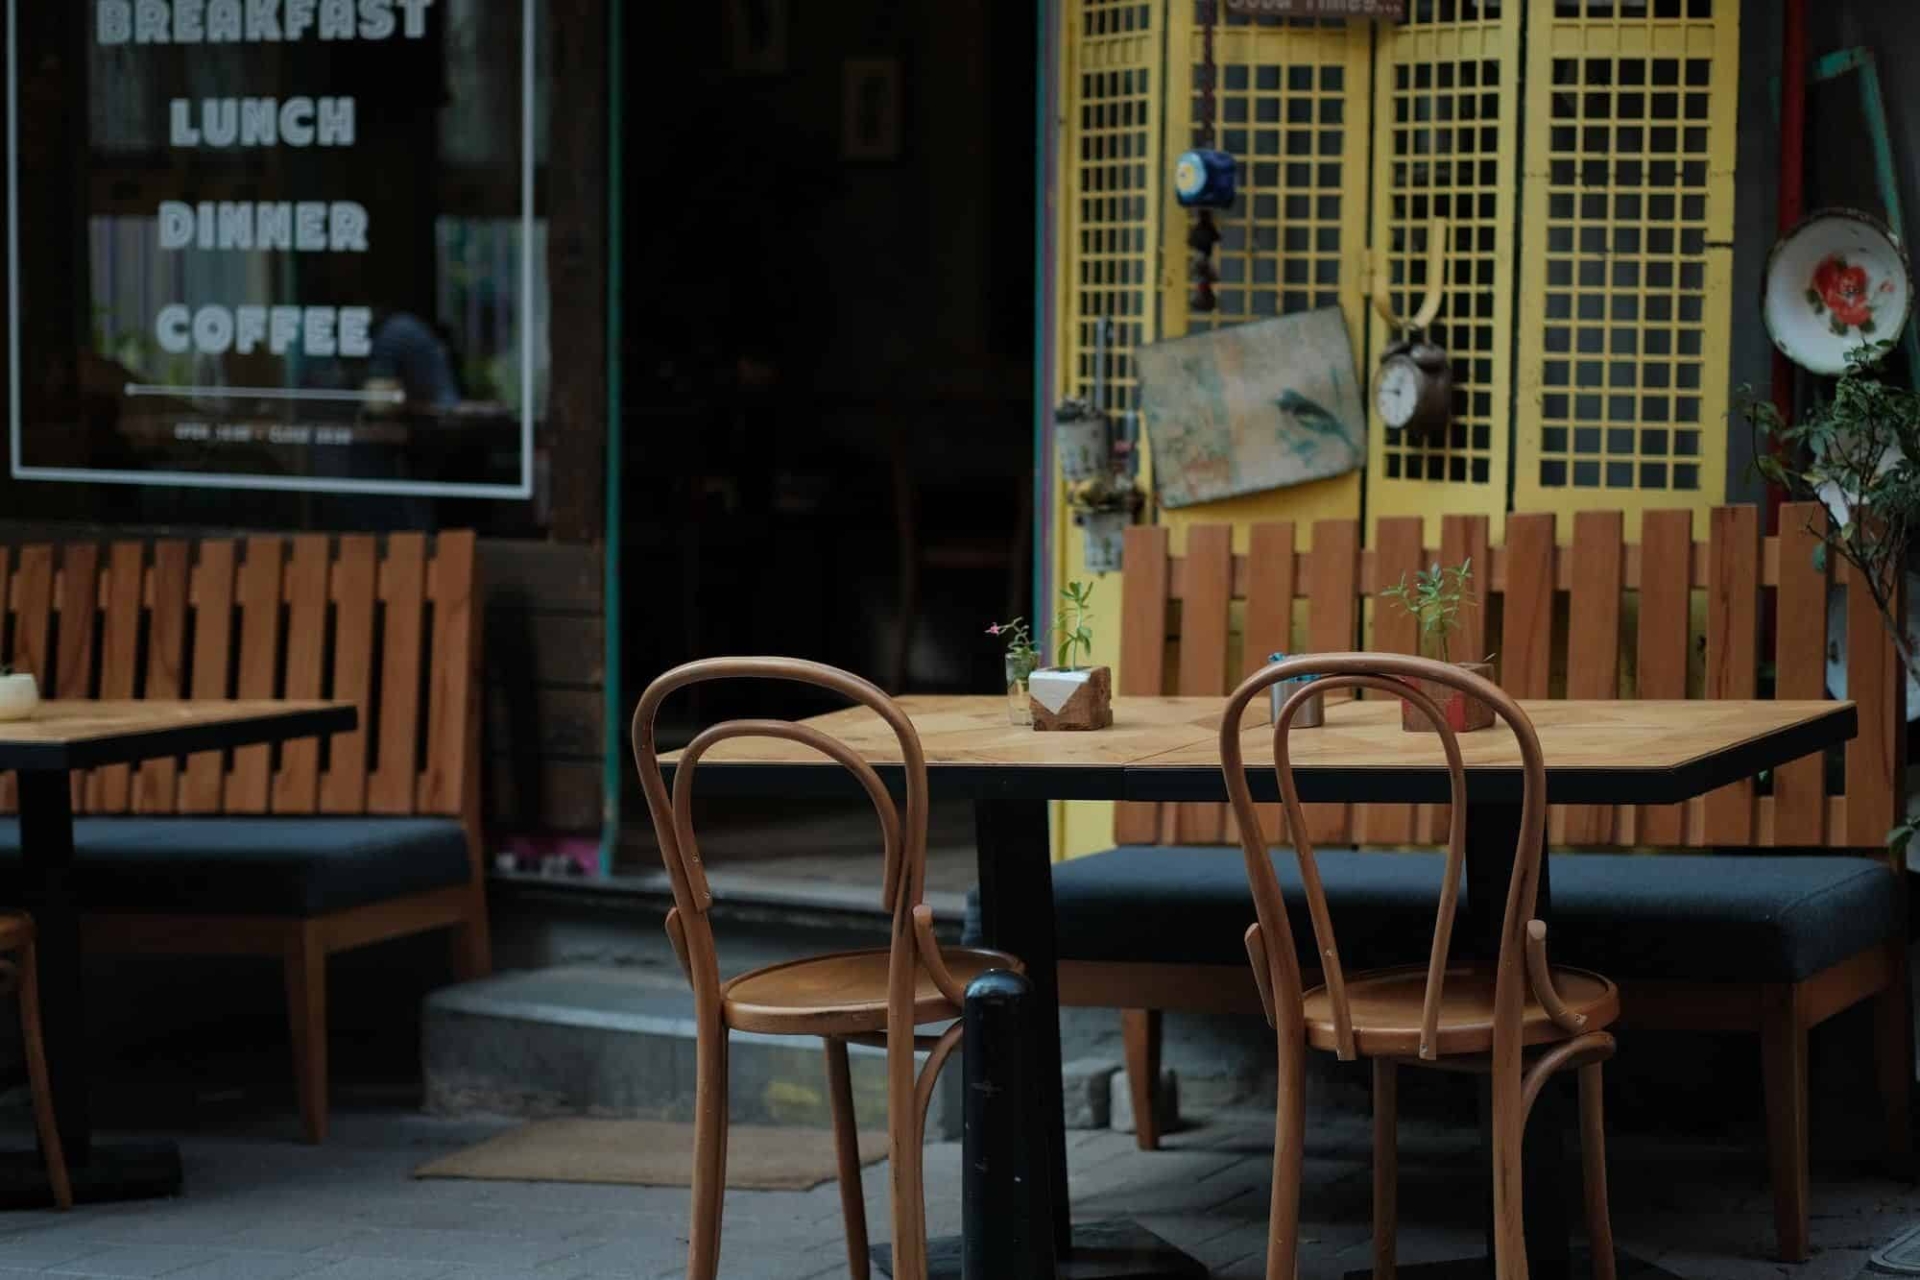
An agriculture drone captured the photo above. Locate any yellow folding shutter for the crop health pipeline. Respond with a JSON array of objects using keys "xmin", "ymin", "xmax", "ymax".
[
  {"xmin": 1058, "ymin": 0, "xmax": 1163, "ymax": 428},
  {"xmin": 1513, "ymin": 0, "xmax": 1740, "ymax": 531},
  {"xmin": 1161, "ymin": 10, "xmax": 1371, "ymax": 348},
  {"xmin": 1152, "ymin": 7, "xmax": 1372, "ymax": 538},
  {"xmin": 1365, "ymin": 1, "xmax": 1523, "ymax": 538}
]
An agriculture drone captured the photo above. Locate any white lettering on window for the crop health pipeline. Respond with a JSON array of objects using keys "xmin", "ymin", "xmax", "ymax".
[{"xmin": 156, "ymin": 305, "xmax": 191, "ymax": 354}]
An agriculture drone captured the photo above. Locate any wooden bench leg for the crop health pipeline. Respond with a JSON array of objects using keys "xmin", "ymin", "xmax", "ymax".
[
  {"xmin": 1876, "ymin": 937, "xmax": 1914, "ymax": 1166},
  {"xmin": 1122, "ymin": 1009, "xmax": 1162, "ymax": 1151},
  {"xmin": 284, "ymin": 927, "xmax": 328, "ymax": 1145},
  {"xmin": 1760, "ymin": 983, "xmax": 1809, "ymax": 1263},
  {"xmin": 450, "ymin": 884, "xmax": 493, "ymax": 982}
]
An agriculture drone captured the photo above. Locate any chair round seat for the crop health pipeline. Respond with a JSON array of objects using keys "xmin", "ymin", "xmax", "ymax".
[
  {"xmin": 722, "ymin": 945, "xmax": 1022, "ymax": 1035},
  {"xmin": 1303, "ymin": 963, "xmax": 1619, "ymax": 1058}
]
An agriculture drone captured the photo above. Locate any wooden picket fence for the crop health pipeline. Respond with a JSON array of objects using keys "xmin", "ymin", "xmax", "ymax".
[
  {"xmin": 1117, "ymin": 504, "xmax": 1904, "ymax": 853},
  {"xmin": 0, "ymin": 532, "xmax": 480, "ymax": 824}
]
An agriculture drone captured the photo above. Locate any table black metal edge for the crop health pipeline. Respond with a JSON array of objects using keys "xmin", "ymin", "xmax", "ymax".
[{"xmin": 0, "ymin": 704, "xmax": 358, "ymax": 773}]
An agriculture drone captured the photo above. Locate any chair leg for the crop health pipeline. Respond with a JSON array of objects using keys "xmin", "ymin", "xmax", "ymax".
[
  {"xmin": 1122, "ymin": 1009, "xmax": 1163, "ymax": 1151},
  {"xmin": 1874, "ymin": 938, "xmax": 1914, "ymax": 1166},
  {"xmin": 1760, "ymin": 983, "xmax": 1810, "ymax": 1263},
  {"xmin": 1372, "ymin": 1058, "xmax": 1397, "ymax": 1280},
  {"xmin": 16, "ymin": 944, "xmax": 69, "ymax": 1211},
  {"xmin": 1266, "ymin": 1033, "xmax": 1306, "ymax": 1280},
  {"xmin": 824, "ymin": 1039, "xmax": 870, "ymax": 1280},
  {"xmin": 283, "ymin": 928, "xmax": 328, "ymax": 1146},
  {"xmin": 1490, "ymin": 1064, "xmax": 1527, "ymax": 1280},
  {"xmin": 688, "ymin": 1013, "xmax": 731, "ymax": 1280},
  {"xmin": 1577, "ymin": 1064, "xmax": 1614, "ymax": 1280}
]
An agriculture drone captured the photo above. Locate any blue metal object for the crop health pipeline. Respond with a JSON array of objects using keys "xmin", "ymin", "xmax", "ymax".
[{"xmin": 1174, "ymin": 148, "xmax": 1236, "ymax": 209}]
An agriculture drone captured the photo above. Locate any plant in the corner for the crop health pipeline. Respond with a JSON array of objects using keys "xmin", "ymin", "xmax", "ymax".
[
  {"xmin": 1027, "ymin": 580, "xmax": 1113, "ymax": 732},
  {"xmin": 1742, "ymin": 340, "xmax": 1920, "ymax": 852},
  {"xmin": 1378, "ymin": 558, "xmax": 1496, "ymax": 732},
  {"xmin": 0, "ymin": 664, "xmax": 38, "ymax": 723},
  {"xmin": 988, "ymin": 617, "xmax": 1042, "ymax": 726}
]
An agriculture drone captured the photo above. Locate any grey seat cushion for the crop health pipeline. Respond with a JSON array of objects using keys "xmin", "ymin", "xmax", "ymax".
[
  {"xmin": 965, "ymin": 846, "xmax": 1449, "ymax": 972},
  {"xmin": 0, "ymin": 817, "xmax": 472, "ymax": 918},
  {"xmin": 1546, "ymin": 851, "xmax": 1903, "ymax": 983},
  {"xmin": 963, "ymin": 845, "xmax": 1905, "ymax": 984}
]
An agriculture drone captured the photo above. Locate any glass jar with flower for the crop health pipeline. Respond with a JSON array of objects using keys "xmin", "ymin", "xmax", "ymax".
[{"xmin": 987, "ymin": 618, "xmax": 1041, "ymax": 726}]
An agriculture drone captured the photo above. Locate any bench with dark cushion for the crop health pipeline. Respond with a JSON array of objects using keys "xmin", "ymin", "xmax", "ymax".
[
  {"xmin": 1034, "ymin": 507, "xmax": 1908, "ymax": 1264},
  {"xmin": 0, "ymin": 531, "xmax": 490, "ymax": 1145},
  {"xmin": 0, "ymin": 818, "xmax": 473, "ymax": 918},
  {"xmin": 968, "ymin": 846, "xmax": 1905, "ymax": 987}
]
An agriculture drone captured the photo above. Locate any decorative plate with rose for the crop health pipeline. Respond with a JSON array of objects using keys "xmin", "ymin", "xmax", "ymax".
[{"xmin": 1764, "ymin": 208, "xmax": 1913, "ymax": 376}]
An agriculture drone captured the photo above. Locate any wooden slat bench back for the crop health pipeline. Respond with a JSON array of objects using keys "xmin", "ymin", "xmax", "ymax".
[
  {"xmin": 1117, "ymin": 504, "xmax": 1903, "ymax": 852},
  {"xmin": 0, "ymin": 532, "xmax": 481, "ymax": 832}
]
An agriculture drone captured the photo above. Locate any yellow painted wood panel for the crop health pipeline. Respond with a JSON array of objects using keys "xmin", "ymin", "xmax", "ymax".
[
  {"xmin": 1364, "ymin": 3, "xmax": 1522, "ymax": 539},
  {"xmin": 1512, "ymin": 0, "xmax": 1740, "ymax": 531}
]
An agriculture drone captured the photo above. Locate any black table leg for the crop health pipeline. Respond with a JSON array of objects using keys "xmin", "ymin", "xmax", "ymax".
[
  {"xmin": 972, "ymin": 798, "xmax": 1070, "ymax": 1255},
  {"xmin": 879, "ymin": 799, "xmax": 1204, "ymax": 1279},
  {"xmin": 7, "ymin": 769, "xmax": 180, "ymax": 1207}
]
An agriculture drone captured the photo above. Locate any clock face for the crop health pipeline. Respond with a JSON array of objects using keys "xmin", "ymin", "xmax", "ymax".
[{"xmin": 1375, "ymin": 357, "xmax": 1422, "ymax": 429}]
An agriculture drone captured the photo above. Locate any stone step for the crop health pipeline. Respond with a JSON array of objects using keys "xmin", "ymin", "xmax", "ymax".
[{"xmin": 422, "ymin": 965, "xmax": 966, "ymax": 1140}]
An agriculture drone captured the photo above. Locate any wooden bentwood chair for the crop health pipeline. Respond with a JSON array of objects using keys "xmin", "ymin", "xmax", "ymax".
[
  {"xmin": 0, "ymin": 913, "xmax": 69, "ymax": 1210},
  {"xmin": 1223, "ymin": 655, "xmax": 1618, "ymax": 1280},
  {"xmin": 632, "ymin": 658, "xmax": 1021, "ymax": 1280}
]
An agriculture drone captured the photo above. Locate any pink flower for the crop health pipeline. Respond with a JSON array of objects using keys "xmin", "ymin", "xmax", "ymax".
[{"xmin": 986, "ymin": 623, "xmax": 1004, "ymax": 635}]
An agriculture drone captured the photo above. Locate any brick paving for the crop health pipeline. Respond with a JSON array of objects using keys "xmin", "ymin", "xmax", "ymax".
[{"xmin": 0, "ymin": 1102, "xmax": 1907, "ymax": 1279}]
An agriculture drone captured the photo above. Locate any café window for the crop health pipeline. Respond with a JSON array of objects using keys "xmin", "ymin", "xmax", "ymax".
[{"xmin": 9, "ymin": 0, "xmax": 552, "ymax": 519}]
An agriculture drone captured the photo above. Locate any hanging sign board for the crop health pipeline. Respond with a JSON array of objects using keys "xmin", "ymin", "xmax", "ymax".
[
  {"xmin": 1224, "ymin": 0, "xmax": 1405, "ymax": 16},
  {"xmin": 1136, "ymin": 308, "xmax": 1366, "ymax": 509},
  {"xmin": 7, "ymin": 0, "xmax": 540, "ymax": 499}
]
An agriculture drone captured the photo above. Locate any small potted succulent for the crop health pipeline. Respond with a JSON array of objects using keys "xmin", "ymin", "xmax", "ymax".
[
  {"xmin": 1069, "ymin": 476, "xmax": 1145, "ymax": 574},
  {"xmin": 0, "ymin": 666, "xmax": 39, "ymax": 722},
  {"xmin": 1027, "ymin": 580, "xmax": 1112, "ymax": 731},
  {"xmin": 987, "ymin": 617, "xmax": 1041, "ymax": 726},
  {"xmin": 1378, "ymin": 559, "xmax": 1496, "ymax": 733}
]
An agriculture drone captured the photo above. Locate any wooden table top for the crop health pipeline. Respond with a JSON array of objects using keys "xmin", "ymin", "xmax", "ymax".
[
  {"xmin": 0, "ymin": 700, "xmax": 356, "ymax": 771},
  {"xmin": 669, "ymin": 694, "xmax": 1857, "ymax": 805}
]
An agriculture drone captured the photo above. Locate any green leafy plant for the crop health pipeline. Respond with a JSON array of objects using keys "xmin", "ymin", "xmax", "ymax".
[
  {"xmin": 986, "ymin": 617, "xmax": 1040, "ymax": 682},
  {"xmin": 1742, "ymin": 341, "xmax": 1919, "ymax": 854},
  {"xmin": 1053, "ymin": 580, "xmax": 1097, "ymax": 669},
  {"xmin": 1746, "ymin": 342, "xmax": 1919, "ymax": 682},
  {"xmin": 1378, "ymin": 559, "xmax": 1477, "ymax": 664}
]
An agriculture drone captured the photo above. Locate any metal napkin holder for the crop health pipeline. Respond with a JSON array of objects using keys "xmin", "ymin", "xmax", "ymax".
[{"xmin": 1267, "ymin": 654, "xmax": 1325, "ymax": 729}]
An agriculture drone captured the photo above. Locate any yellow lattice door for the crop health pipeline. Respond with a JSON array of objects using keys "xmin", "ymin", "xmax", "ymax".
[
  {"xmin": 1513, "ymin": 0, "xmax": 1740, "ymax": 529},
  {"xmin": 1365, "ymin": 1, "xmax": 1523, "ymax": 537},
  {"xmin": 1148, "ymin": 6, "xmax": 1374, "ymax": 536},
  {"xmin": 1057, "ymin": 0, "xmax": 1163, "ymax": 446}
]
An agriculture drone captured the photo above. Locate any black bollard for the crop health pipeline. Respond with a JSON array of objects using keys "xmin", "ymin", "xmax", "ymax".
[{"xmin": 961, "ymin": 968, "xmax": 1057, "ymax": 1280}]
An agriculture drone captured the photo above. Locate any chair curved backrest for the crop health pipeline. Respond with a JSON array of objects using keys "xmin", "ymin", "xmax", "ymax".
[
  {"xmin": 1219, "ymin": 652, "xmax": 1549, "ymax": 1066},
  {"xmin": 630, "ymin": 657, "xmax": 932, "ymax": 993}
]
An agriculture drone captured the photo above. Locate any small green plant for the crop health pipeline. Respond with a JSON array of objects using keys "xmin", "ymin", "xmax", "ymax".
[
  {"xmin": 1744, "ymin": 341, "xmax": 1919, "ymax": 684},
  {"xmin": 1741, "ymin": 342, "xmax": 1919, "ymax": 857},
  {"xmin": 986, "ymin": 617, "xmax": 1040, "ymax": 682},
  {"xmin": 1378, "ymin": 559, "xmax": 1476, "ymax": 664},
  {"xmin": 1053, "ymin": 580, "xmax": 1097, "ymax": 669}
]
